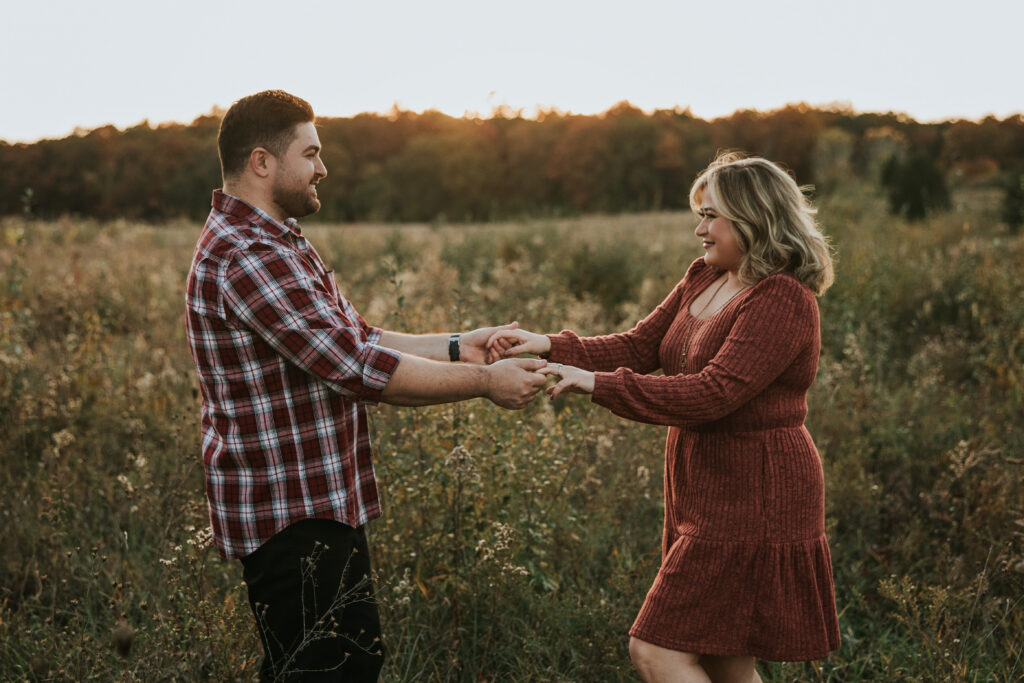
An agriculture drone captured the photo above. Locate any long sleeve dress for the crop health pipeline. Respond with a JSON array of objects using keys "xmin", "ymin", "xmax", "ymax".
[{"xmin": 546, "ymin": 257, "xmax": 841, "ymax": 661}]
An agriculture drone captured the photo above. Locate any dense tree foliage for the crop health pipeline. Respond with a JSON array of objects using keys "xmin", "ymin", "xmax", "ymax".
[
  {"xmin": 1002, "ymin": 167, "xmax": 1024, "ymax": 234},
  {"xmin": 880, "ymin": 153, "xmax": 951, "ymax": 221},
  {"xmin": 1, "ymin": 105, "xmax": 1021, "ymax": 222}
]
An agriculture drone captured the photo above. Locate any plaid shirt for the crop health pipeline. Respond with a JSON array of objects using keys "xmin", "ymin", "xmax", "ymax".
[{"xmin": 186, "ymin": 191, "xmax": 401, "ymax": 559}]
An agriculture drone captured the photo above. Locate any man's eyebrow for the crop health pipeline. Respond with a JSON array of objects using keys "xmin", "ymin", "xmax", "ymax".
[{"xmin": 303, "ymin": 144, "xmax": 321, "ymax": 153}]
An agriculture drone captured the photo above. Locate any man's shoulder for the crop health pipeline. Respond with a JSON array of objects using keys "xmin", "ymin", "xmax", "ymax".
[{"xmin": 197, "ymin": 211, "xmax": 290, "ymax": 266}]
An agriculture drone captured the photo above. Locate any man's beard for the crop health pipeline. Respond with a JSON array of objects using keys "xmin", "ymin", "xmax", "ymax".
[{"xmin": 273, "ymin": 178, "xmax": 321, "ymax": 219}]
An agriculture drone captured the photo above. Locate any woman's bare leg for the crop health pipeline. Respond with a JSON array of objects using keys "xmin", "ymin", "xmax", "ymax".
[
  {"xmin": 700, "ymin": 654, "xmax": 762, "ymax": 683},
  {"xmin": 629, "ymin": 637, "xmax": 711, "ymax": 683}
]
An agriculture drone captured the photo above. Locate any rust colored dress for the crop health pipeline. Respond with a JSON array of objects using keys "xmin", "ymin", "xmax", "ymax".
[{"xmin": 547, "ymin": 258, "xmax": 840, "ymax": 661}]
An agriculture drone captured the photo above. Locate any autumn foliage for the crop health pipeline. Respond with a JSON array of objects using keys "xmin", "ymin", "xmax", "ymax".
[{"xmin": 2, "ymin": 104, "xmax": 1022, "ymax": 222}]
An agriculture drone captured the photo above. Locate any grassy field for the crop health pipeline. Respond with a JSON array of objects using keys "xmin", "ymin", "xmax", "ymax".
[{"xmin": 1, "ymin": 183, "xmax": 1022, "ymax": 681}]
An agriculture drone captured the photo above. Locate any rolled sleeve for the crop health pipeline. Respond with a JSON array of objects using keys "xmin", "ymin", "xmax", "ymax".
[{"xmin": 352, "ymin": 341, "xmax": 401, "ymax": 404}]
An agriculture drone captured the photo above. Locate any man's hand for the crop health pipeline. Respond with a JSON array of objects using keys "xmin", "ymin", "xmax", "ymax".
[
  {"xmin": 486, "ymin": 328, "xmax": 551, "ymax": 359},
  {"xmin": 485, "ymin": 358, "xmax": 548, "ymax": 409},
  {"xmin": 460, "ymin": 322, "xmax": 520, "ymax": 364}
]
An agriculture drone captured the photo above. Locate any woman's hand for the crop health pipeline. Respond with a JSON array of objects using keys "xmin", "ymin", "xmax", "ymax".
[
  {"xmin": 539, "ymin": 363, "xmax": 595, "ymax": 399},
  {"xmin": 487, "ymin": 328, "xmax": 551, "ymax": 360}
]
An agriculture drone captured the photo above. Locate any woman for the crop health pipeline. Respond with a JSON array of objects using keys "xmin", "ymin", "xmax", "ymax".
[{"xmin": 489, "ymin": 152, "xmax": 840, "ymax": 682}]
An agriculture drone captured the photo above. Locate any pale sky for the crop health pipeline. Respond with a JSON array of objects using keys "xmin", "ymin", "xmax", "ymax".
[{"xmin": 1, "ymin": 0, "xmax": 1021, "ymax": 144}]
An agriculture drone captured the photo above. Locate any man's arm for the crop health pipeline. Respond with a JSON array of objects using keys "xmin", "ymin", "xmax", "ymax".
[
  {"xmin": 376, "ymin": 331, "xmax": 453, "ymax": 361},
  {"xmin": 380, "ymin": 355, "xmax": 547, "ymax": 409},
  {"xmin": 223, "ymin": 249, "xmax": 544, "ymax": 408},
  {"xmin": 378, "ymin": 322, "xmax": 518, "ymax": 364}
]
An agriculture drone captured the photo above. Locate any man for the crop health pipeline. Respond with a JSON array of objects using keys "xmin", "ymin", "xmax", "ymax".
[{"xmin": 185, "ymin": 90, "xmax": 546, "ymax": 681}]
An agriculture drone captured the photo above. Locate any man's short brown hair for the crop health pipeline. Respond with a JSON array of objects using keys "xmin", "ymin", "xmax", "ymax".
[{"xmin": 218, "ymin": 90, "xmax": 315, "ymax": 179}]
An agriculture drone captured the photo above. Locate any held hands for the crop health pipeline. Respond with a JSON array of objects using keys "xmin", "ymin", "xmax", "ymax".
[
  {"xmin": 460, "ymin": 322, "xmax": 521, "ymax": 364},
  {"xmin": 485, "ymin": 327, "xmax": 591, "ymax": 400},
  {"xmin": 486, "ymin": 328, "xmax": 551, "ymax": 360},
  {"xmin": 485, "ymin": 358, "xmax": 549, "ymax": 409},
  {"xmin": 462, "ymin": 323, "xmax": 553, "ymax": 409}
]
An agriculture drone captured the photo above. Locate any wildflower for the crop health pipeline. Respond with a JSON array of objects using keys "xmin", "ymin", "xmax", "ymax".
[
  {"xmin": 135, "ymin": 372, "xmax": 156, "ymax": 394},
  {"xmin": 444, "ymin": 445, "xmax": 480, "ymax": 485},
  {"xmin": 49, "ymin": 429, "xmax": 74, "ymax": 459},
  {"xmin": 636, "ymin": 465, "xmax": 651, "ymax": 487}
]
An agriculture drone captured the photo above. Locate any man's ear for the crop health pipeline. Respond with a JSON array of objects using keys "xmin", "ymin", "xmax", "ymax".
[{"xmin": 249, "ymin": 147, "xmax": 274, "ymax": 179}]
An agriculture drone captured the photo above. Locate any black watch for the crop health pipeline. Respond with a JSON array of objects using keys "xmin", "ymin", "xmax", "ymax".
[{"xmin": 448, "ymin": 334, "xmax": 461, "ymax": 362}]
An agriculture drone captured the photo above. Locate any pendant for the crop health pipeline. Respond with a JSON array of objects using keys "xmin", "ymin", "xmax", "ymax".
[{"xmin": 680, "ymin": 318, "xmax": 699, "ymax": 370}]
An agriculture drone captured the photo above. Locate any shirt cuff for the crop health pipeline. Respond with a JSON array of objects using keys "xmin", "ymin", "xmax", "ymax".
[
  {"xmin": 366, "ymin": 326, "xmax": 385, "ymax": 346},
  {"xmin": 546, "ymin": 332, "xmax": 573, "ymax": 362},
  {"xmin": 589, "ymin": 371, "xmax": 615, "ymax": 408}
]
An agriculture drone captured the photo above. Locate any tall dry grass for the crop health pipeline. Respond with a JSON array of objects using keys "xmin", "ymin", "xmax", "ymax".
[{"xmin": 0, "ymin": 185, "xmax": 1021, "ymax": 680}]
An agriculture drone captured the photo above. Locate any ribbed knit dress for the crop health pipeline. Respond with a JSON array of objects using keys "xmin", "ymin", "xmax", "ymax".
[{"xmin": 547, "ymin": 257, "xmax": 840, "ymax": 661}]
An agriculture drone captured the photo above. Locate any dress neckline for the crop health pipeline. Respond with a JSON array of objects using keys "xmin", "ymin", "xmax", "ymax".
[{"xmin": 686, "ymin": 271, "xmax": 750, "ymax": 321}]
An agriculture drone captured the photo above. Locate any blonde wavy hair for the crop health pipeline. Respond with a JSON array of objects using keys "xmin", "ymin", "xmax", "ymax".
[{"xmin": 689, "ymin": 151, "xmax": 835, "ymax": 295}]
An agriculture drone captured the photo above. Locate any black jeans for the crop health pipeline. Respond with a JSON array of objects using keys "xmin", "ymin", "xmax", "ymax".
[{"xmin": 240, "ymin": 519, "xmax": 385, "ymax": 682}]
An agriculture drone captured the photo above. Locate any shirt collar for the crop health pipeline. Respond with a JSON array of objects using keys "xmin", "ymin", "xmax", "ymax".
[{"xmin": 212, "ymin": 190, "xmax": 303, "ymax": 238}]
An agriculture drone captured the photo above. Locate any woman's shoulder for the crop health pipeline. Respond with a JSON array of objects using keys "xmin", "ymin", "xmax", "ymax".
[
  {"xmin": 679, "ymin": 257, "xmax": 716, "ymax": 289},
  {"xmin": 745, "ymin": 271, "xmax": 818, "ymax": 312},
  {"xmin": 684, "ymin": 257, "xmax": 710, "ymax": 277},
  {"xmin": 757, "ymin": 270, "xmax": 815, "ymax": 294}
]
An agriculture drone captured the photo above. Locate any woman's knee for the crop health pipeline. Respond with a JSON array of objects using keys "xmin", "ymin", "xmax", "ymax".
[
  {"xmin": 629, "ymin": 637, "xmax": 674, "ymax": 668},
  {"xmin": 700, "ymin": 653, "xmax": 759, "ymax": 683},
  {"xmin": 629, "ymin": 637, "xmax": 703, "ymax": 679}
]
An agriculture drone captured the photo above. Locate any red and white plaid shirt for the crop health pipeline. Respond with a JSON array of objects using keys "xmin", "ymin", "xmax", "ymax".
[{"xmin": 186, "ymin": 191, "xmax": 401, "ymax": 559}]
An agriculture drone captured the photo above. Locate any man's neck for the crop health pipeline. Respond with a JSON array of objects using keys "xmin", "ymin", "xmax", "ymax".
[{"xmin": 222, "ymin": 181, "xmax": 285, "ymax": 222}]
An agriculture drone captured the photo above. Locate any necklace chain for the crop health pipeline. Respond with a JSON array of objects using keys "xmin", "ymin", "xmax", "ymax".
[
  {"xmin": 681, "ymin": 276, "xmax": 748, "ymax": 370},
  {"xmin": 693, "ymin": 277, "xmax": 728, "ymax": 319}
]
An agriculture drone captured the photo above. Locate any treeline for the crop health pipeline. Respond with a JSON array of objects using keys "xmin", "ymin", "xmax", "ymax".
[{"xmin": 2, "ymin": 103, "xmax": 1023, "ymax": 223}]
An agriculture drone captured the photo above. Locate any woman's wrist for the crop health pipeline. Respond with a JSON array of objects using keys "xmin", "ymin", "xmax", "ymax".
[{"xmin": 538, "ymin": 333, "xmax": 553, "ymax": 359}]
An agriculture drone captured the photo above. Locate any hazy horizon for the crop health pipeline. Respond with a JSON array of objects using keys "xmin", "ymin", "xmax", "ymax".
[
  {"xmin": 5, "ymin": 99, "xmax": 1021, "ymax": 146},
  {"xmin": 2, "ymin": 0, "xmax": 1021, "ymax": 144}
]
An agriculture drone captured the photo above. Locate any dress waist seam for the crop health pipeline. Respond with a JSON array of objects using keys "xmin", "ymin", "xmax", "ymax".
[
  {"xmin": 683, "ymin": 424, "xmax": 806, "ymax": 435},
  {"xmin": 675, "ymin": 531, "xmax": 828, "ymax": 546}
]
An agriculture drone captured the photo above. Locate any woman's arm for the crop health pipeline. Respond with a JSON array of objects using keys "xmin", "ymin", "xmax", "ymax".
[
  {"xmin": 491, "ymin": 261, "xmax": 705, "ymax": 372},
  {"xmin": 545, "ymin": 276, "xmax": 819, "ymax": 426}
]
